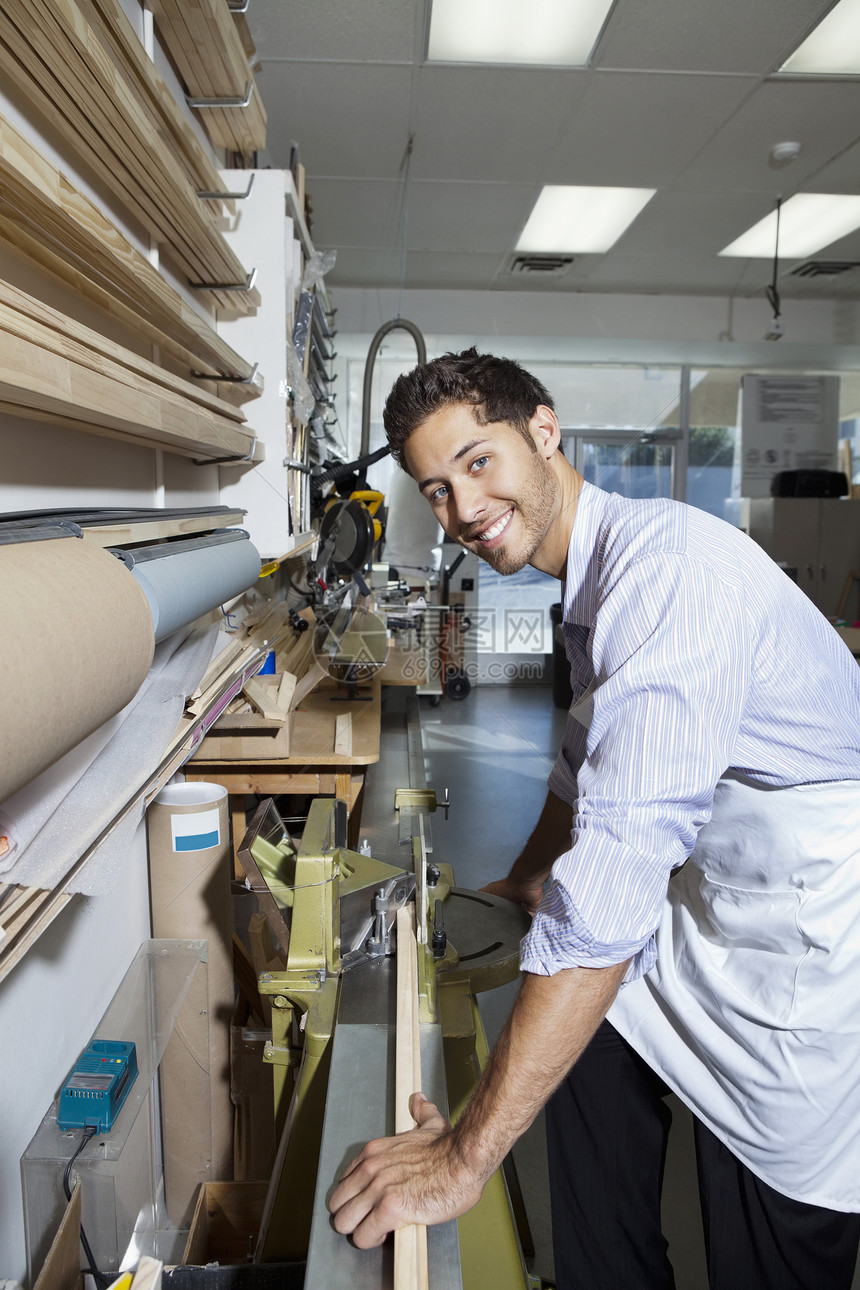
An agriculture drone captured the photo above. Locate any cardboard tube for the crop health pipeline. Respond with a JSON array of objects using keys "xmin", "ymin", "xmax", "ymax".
[
  {"xmin": 0, "ymin": 538, "xmax": 155, "ymax": 803},
  {"xmin": 147, "ymin": 782, "xmax": 234, "ymax": 1223}
]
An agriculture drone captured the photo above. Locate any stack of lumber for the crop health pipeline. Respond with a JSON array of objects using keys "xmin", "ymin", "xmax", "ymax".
[
  {"xmin": 0, "ymin": 115, "xmax": 259, "ymax": 398},
  {"xmin": 191, "ymin": 605, "xmax": 325, "ymax": 759},
  {"xmin": 0, "ymin": 0, "xmax": 259, "ymax": 311},
  {"xmin": 149, "ymin": 0, "xmax": 267, "ymax": 158},
  {"xmin": 0, "ymin": 278, "xmax": 262, "ymax": 462}
]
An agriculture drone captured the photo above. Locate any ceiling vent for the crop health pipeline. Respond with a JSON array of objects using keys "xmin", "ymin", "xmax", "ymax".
[
  {"xmin": 790, "ymin": 260, "xmax": 860, "ymax": 278},
  {"xmin": 505, "ymin": 253, "xmax": 576, "ymax": 277}
]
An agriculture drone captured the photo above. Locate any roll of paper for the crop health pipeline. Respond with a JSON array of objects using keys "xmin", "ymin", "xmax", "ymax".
[
  {"xmin": 147, "ymin": 782, "xmax": 234, "ymax": 1221},
  {"xmin": 130, "ymin": 538, "xmax": 261, "ymax": 642},
  {"xmin": 0, "ymin": 538, "xmax": 155, "ymax": 804}
]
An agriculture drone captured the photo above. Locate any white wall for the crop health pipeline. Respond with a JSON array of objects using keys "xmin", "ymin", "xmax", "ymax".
[
  {"xmin": 0, "ymin": 11, "xmax": 224, "ymax": 1282},
  {"xmin": 332, "ymin": 285, "xmax": 860, "ymax": 354},
  {"xmin": 0, "ymin": 828, "xmax": 152, "ymax": 1283}
]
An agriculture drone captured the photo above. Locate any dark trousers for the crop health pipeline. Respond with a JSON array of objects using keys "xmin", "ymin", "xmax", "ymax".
[{"xmin": 546, "ymin": 1020, "xmax": 860, "ymax": 1290}]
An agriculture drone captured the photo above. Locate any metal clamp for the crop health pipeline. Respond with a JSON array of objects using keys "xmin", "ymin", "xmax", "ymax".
[
  {"xmin": 197, "ymin": 173, "xmax": 256, "ymax": 201},
  {"xmin": 394, "ymin": 788, "xmax": 437, "ymax": 812},
  {"xmin": 283, "ymin": 457, "xmax": 312, "ymax": 473},
  {"xmin": 188, "ymin": 268, "xmax": 258, "ymax": 293},
  {"xmin": 191, "ymin": 436, "xmax": 258, "ymax": 466},
  {"xmin": 187, "ymin": 82, "xmax": 255, "ymax": 109}
]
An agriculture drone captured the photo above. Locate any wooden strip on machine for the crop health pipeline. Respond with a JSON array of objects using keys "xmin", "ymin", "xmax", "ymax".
[{"xmin": 394, "ymin": 905, "xmax": 429, "ymax": 1290}]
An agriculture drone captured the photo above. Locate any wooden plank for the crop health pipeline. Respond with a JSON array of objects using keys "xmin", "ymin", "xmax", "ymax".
[
  {"xmin": 32, "ymin": 1179, "xmax": 82, "ymax": 1290},
  {"xmin": 185, "ymin": 769, "xmax": 333, "ymax": 794},
  {"xmin": 79, "ymin": 512, "xmax": 247, "ymax": 548},
  {"xmin": 289, "ymin": 660, "xmax": 329, "ymax": 711},
  {"xmin": 276, "ymin": 671, "xmax": 297, "ymax": 712},
  {"xmin": 0, "ymin": 328, "xmax": 260, "ymax": 461},
  {"xmin": 243, "ymin": 679, "xmax": 287, "ymax": 723},
  {"xmin": 148, "ymin": 0, "xmax": 267, "ymax": 156},
  {"xmin": 0, "ymin": 280, "xmax": 248, "ymax": 424},
  {"xmin": 84, "ymin": 0, "xmax": 232, "ymax": 198},
  {"xmin": 7, "ymin": 1, "xmax": 221, "ymax": 284},
  {"xmin": 0, "ymin": 0, "xmax": 259, "ymax": 304},
  {"xmin": 0, "ymin": 114, "xmax": 255, "ymax": 378},
  {"xmin": 394, "ymin": 905, "xmax": 429, "ymax": 1290},
  {"xmin": 334, "ymin": 712, "xmax": 352, "ymax": 756}
]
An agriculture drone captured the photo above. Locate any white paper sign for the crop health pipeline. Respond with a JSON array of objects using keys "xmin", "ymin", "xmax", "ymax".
[{"xmin": 740, "ymin": 375, "xmax": 839, "ymax": 497}]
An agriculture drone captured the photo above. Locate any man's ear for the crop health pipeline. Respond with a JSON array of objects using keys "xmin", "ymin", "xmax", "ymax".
[{"xmin": 531, "ymin": 405, "xmax": 561, "ymax": 458}]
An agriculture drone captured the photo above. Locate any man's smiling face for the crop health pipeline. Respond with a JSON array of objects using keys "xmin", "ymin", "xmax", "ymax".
[{"xmin": 403, "ymin": 402, "xmax": 561, "ymax": 577}]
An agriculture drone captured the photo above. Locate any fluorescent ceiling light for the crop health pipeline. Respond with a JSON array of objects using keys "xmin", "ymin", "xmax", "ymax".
[
  {"xmin": 516, "ymin": 186, "xmax": 656, "ymax": 254},
  {"xmin": 719, "ymin": 194, "xmax": 860, "ymax": 258},
  {"xmin": 778, "ymin": 0, "xmax": 860, "ymax": 74},
  {"xmin": 428, "ymin": 0, "xmax": 614, "ymax": 66}
]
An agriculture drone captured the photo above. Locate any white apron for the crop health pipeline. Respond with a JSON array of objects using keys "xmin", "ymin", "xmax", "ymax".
[{"xmin": 608, "ymin": 773, "xmax": 860, "ymax": 1211}]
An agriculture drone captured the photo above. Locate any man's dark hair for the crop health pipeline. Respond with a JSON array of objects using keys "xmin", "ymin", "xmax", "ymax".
[{"xmin": 383, "ymin": 347, "xmax": 554, "ymax": 469}]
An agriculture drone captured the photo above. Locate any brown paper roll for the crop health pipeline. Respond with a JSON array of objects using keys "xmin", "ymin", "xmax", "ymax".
[
  {"xmin": 147, "ymin": 783, "xmax": 234, "ymax": 1223},
  {"xmin": 0, "ymin": 537, "xmax": 155, "ymax": 803}
]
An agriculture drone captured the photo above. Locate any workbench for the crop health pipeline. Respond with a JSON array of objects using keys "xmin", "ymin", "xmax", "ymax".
[{"xmin": 185, "ymin": 676, "xmax": 382, "ymax": 861}]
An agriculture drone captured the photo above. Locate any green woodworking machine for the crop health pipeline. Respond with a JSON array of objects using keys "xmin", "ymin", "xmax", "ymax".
[{"xmin": 238, "ymin": 694, "xmax": 541, "ymax": 1290}]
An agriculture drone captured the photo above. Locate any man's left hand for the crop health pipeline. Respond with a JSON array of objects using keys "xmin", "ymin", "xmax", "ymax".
[{"xmin": 328, "ymin": 1092, "xmax": 486, "ymax": 1247}]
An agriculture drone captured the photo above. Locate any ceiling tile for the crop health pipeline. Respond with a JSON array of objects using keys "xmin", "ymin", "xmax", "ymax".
[
  {"xmin": 299, "ymin": 178, "xmax": 404, "ymax": 248},
  {"xmin": 411, "ymin": 66, "xmax": 590, "ymax": 183},
  {"xmin": 405, "ymin": 181, "xmax": 538, "ymax": 252},
  {"xmin": 593, "ymin": 0, "xmax": 831, "ymax": 74},
  {"xmin": 250, "ymin": 0, "xmax": 420, "ymax": 62},
  {"xmin": 583, "ymin": 252, "xmax": 749, "ymax": 294},
  {"xmin": 306, "ymin": 178, "xmax": 536, "ymax": 254},
  {"xmin": 329, "ymin": 247, "xmax": 504, "ymax": 290},
  {"xmin": 677, "ymin": 78, "xmax": 860, "ymax": 195},
  {"xmin": 617, "ymin": 190, "xmax": 775, "ymax": 256},
  {"xmin": 257, "ymin": 62, "xmax": 414, "ymax": 177},
  {"xmin": 805, "ymin": 139, "xmax": 860, "ymax": 194},
  {"xmin": 545, "ymin": 72, "xmax": 758, "ymax": 187}
]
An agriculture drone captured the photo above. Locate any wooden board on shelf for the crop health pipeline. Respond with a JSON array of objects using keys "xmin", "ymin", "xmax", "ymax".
[
  {"xmin": 0, "ymin": 324, "xmax": 261, "ymax": 462},
  {"xmin": 77, "ymin": 510, "xmax": 247, "ymax": 547},
  {"xmin": 0, "ymin": 279, "xmax": 250, "ymax": 427},
  {"xmin": 149, "ymin": 0, "xmax": 267, "ymax": 156},
  {"xmin": 0, "ymin": 0, "xmax": 259, "ymax": 310},
  {"xmin": 0, "ymin": 111, "xmax": 257, "ymax": 382}
]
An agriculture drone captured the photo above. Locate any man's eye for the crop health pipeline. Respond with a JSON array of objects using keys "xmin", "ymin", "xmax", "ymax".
[
  {"xmin": 429, "ymin": 485, "xmax": 447, "ymax": 503},
  {"xmin": 470, "ymin": 456, "xmax": 489, "ymax": 472}
]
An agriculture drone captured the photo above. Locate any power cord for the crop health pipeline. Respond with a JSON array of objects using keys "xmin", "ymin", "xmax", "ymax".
[{"xmin": 62, "ymin": 1126, "xmax": 114, "ymax": 1290}]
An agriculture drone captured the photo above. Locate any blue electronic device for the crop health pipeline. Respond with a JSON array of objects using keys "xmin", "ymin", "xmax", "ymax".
[{"xmin": 57, "ymin": 1040, "xmax": 138, "ymax": 1132}]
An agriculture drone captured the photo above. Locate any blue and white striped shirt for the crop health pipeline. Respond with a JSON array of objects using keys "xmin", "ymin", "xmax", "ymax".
[{"xmin": 520, "ymin": 481, "xmax": 860, "ymax": 981}]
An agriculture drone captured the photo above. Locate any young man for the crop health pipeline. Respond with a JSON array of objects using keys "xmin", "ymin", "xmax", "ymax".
[{"xmin": 329, "ymin": 349, "xmax": 860, "ymax": 1289}]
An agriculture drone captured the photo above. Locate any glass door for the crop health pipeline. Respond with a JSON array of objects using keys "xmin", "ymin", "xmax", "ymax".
[{"xmin": 565, "ymin": 429, "xmax": 682, "ymax": 500}]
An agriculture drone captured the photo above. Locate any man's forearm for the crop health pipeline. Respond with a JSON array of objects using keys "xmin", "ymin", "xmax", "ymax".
[
  {"xmin": 451, "ymin": 960, "xmax": 629, "ymax": 1181},
  {"xmin": 510, "ymin": 789, "xmax": 574, "ymax": 885}
]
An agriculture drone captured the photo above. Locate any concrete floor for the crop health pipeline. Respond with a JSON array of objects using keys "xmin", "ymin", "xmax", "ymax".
[{"xmin": 418, "ymin": 682, "xmax": 860, "ymax": 1290}]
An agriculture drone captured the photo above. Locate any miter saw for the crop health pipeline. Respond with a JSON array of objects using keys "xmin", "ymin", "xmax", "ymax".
[{"xmin": 237, "ymin": 695, "xmax": 542, "ymax": 1289}]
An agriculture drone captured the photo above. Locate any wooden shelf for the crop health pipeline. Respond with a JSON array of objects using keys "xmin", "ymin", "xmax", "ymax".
[{"xmin": 0, "ymin": 278, "xmax": 262, "ymax": 462}]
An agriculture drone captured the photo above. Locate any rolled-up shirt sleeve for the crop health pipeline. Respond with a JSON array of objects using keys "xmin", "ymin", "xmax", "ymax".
[{"xmin": 521, "ymin": 551, "xmax": 750, "ymax": 981}]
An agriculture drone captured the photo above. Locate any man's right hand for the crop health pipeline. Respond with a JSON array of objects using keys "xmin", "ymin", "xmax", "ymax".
[{"xmin": 481, "ymin": 876, "xmax": 545, "ymax": 916}]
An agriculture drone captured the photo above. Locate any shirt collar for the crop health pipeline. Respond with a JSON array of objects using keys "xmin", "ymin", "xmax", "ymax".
[{"xmin": 563, "ymin": 479, "xmax": 607, "ymax": 627}]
